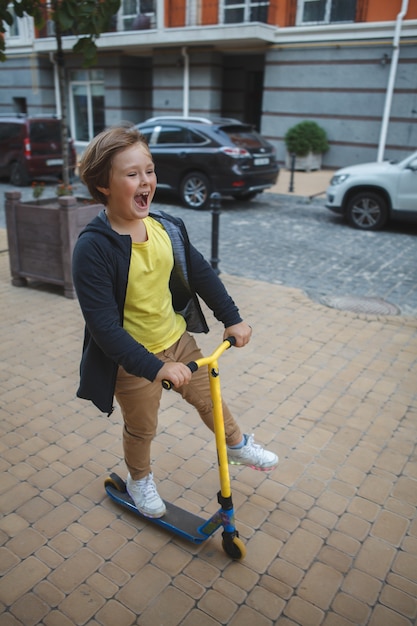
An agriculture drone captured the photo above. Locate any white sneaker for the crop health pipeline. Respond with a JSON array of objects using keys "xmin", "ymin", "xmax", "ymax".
[
  {"xmin": 228, "ymin": 434, "xmax": 278, "ymax": 471},
  {"xmin": 126, "ymin": 472, "xmax": 166, "ymax": 518}
]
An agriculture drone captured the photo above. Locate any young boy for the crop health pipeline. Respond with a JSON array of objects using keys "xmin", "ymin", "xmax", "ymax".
[{"xmin": 72, "ymin": 125, "xmax": 278, "ymax": 518}]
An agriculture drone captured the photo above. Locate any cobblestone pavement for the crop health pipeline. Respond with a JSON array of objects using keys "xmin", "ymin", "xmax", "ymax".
[
  {"xmin": 1, "ymin": 224, "xmax": 416, "ymax": 625},
  {"xmin": 0, "ymin": 180, "xmax": 417, "ymax": 625}
]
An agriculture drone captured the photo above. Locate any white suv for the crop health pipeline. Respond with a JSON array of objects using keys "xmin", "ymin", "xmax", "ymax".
[{"xmin": 325, "ymin": 150, "xmax": 417, "ymax": 231}]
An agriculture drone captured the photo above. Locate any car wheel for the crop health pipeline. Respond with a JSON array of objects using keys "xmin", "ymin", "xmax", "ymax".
[
  {"xmin": 346, "ymin": 191, "xmax": 388, "ymax": 231},
  {"xmin": 10, "ymin": 161, "xmax": 29, "ymax": 187},
  {"xmin": 180, "ymin": 171, "xmax": 211, "ymax": 210}
]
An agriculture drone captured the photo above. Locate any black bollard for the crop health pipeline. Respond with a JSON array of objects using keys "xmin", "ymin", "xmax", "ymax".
[
  {"xmin": 288, "ymin": 152, "xmax": 296, "ymax": 193},
  {"xmin": 210, "ymin": 192, "xmax": 221, "ymax": 275}
]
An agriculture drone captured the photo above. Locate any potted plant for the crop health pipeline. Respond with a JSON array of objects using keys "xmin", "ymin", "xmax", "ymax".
[{"xmin": 284, "ymin": 121, "xmax": 329, "ymax": 171}]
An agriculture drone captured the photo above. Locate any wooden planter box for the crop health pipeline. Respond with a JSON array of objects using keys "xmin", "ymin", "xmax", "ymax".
[
  {"xmin": 5, "ymin": 191, "xmax": 104, "ymax": 298},
  {"xmin": 285, "ymin": 151, "xmax": 323, "ymax": 172}
]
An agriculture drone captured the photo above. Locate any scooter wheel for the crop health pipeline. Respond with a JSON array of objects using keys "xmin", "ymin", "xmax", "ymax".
[
  {"xmin": 222, "ymin": 535, "xmax": 246, "ymax": 560},
  {"xmin": 104, "ymin": 473, "xmax": 127, "ymax": 493}
]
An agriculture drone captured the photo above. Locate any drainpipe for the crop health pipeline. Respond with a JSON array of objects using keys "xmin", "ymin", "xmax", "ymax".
[
  {"xmin": 182, "ymin": 46, "xmax": 189, "ymax": 117},
  {"xmin": 50, "ymin": 52, "xmax": 61, "ymax": 117},
  {"xmin": 377, "ymin": 0, "xmax": 408, "ymax": 162}
]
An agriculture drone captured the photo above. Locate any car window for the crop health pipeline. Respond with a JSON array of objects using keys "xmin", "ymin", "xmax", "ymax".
[
  {"xmin": 0, "ymin": 122, "xmax": 22, "ymax": 141},
  {"xmin": 186, "ymin": 129, "xmax": 207, "ymax": 145},
  {"xmin": 140, "ymin": 125, "xmax": 205, "ymax": 146},
  {"xmin": 157, "ymin": 126, "xmax": 187, "ymax": 144},
  {"xmin": 139, "ymin": 127, "xmax": 153, "ymax": 142},
  {"xmin": 29, "ymin": 121, "xmax": 61, "ymax": 143},
  {"xmin": 221, "ymin": 126, "xmax": 266, "ymax": 150}
]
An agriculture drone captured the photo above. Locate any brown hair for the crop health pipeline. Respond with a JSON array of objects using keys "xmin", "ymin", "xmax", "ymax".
[{"xmin": 79, "ymin": 123, "xmax": 151, "ymax": 205}]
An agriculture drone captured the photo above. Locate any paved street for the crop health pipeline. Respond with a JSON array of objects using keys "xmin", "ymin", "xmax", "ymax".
[
  {"xmin": 1, "ymin": 180, "xmax": 416, "ymax": 317},
  {"xmin": 157, "ymin": 192, "xmax": 417, "ymax": 318}
]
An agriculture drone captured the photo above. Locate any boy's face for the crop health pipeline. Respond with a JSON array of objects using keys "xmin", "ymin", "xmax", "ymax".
[{"xmin": 98, "ymin": 143, "xmax": 157, "ymax": 220}]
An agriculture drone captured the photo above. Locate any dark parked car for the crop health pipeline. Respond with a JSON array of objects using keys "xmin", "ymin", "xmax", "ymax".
[
  {"xmin": 0, "ymin": 114, "xmax": 77, "ymax": 186},
  {"xmin": 136, "ymin": 116, "xmax": 279, "ymax": 209}
]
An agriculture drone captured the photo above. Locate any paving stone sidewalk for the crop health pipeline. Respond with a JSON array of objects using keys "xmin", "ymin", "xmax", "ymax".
[{"xmin": 0, "ymin": 227, "xmax": 416, "ymax": 626}]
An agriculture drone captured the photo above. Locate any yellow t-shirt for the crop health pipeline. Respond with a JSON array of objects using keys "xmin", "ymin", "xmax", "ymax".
[{"xmin": 123, "ymin": 217, "xmax": 186, "ymax": 353}]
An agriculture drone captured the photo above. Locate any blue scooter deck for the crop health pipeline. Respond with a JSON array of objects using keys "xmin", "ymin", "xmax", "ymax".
[{"xmin": 105, "ymin": 474, "xmax": 220, "ymax": 544}]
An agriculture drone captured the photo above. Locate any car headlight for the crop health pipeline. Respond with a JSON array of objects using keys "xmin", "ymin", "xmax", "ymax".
[{"xmin": 330, "ymin": 174, "xmax": 350, "ymax": 185}]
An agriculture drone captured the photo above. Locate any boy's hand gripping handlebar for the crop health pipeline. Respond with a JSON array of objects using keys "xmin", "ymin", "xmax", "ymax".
[{"xmin": 162, "ymin": 336, "xmax": 236, "ymax": 390}]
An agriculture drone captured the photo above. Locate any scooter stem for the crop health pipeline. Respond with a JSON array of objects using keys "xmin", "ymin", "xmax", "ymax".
[{"xmin": 208, "ymin": 357, "xmax": 231, "ymax": 498}]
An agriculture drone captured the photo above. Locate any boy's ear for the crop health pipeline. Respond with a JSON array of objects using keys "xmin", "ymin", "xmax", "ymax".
[{"xmin": 97, "ymin": 186, "xmax": 110, "ymax": 196}]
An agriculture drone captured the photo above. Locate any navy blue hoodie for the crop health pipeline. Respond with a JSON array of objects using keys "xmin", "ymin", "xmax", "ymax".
[{"xmin": 72, "ymin": 209, "xmax": 242, "ymax": 414}]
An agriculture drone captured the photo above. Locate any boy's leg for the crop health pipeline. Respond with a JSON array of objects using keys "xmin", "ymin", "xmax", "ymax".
[
  {"xmin": 167, "ymin": 333, "xmax": 278, "ymax": 471},
  {"xmin": 116, "ymin": 333, "xmax": 277, "ymax": 483},
  {"xmin": 164, "ymin": 332, "xmax": 243, "ymax": 447},
  {"xmin": 115, "ymin": 366, "xmax": 162, "ymax": 481}
]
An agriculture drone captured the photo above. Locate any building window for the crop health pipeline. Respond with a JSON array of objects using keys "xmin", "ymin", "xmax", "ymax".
[
  {"xmin": 119, "ymin": 0, "xmax": 155, "ymax": 29},
  {"xmin": 222, "ymin": 0, "xmax": 270, "ymax": 25},
  {"xmin": 4, "ymin": 4, "xmax": 20, "ymax": 37},
  {"xmin": 298, "ymin": 0, "xmax": 356, "ymax": 24},
  {"xmin": 13, "ymin": 97, "xmax": 27, "ymax": 114},
  {"xmin": 69, "ymin": 70, "xmax": 105, "ymax": 143},
  {"xmin": 4, "ymin": 3, "xmax": 33, "ymax": 42}
]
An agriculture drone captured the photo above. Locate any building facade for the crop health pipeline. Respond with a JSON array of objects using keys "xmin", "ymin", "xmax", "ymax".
[{"xmin": 1, "ymin": 0, "xmax": 416, "ymax": 168}]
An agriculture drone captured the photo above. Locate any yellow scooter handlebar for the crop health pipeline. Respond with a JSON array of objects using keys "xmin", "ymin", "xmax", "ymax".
[{"xmin": 162, "ymin": 336, "xmax": 236, "ymax": 390}]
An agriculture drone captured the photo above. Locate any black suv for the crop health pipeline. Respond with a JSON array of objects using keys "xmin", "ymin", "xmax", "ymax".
[
  {"xmin": 0, "ymin": 115, "xmax": 77, "ymax": 186},
  {"xmin": 136, "ymin": 116, "xmax": 279, "ymax": 209}
]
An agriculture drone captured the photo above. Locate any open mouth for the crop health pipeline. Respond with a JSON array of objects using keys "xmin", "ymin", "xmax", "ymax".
[{"xmin": 135, "ymin": 192, "xmax": 149, "ymax": 209}]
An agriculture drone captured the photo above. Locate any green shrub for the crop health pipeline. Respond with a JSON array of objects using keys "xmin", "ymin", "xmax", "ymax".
[{"xmin": 284, "ymin": 121, "xmax": 329, "ymax": 156}]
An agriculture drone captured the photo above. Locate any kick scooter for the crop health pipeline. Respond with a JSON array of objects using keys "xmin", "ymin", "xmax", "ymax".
[{"xmin": 104, "ymin": 337, "xmax": 246, "ymax": 560}]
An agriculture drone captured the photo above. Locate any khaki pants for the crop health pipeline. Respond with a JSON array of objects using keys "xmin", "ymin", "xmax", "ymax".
[{"xmin": 115, "ymin": 332, "xmax": 242, "ymax": 480}]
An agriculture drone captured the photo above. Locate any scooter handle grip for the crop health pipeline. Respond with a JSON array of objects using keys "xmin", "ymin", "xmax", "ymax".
[{"xmin": 162, "ymin": 360, "xmax": 199, "ymax": 390}]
